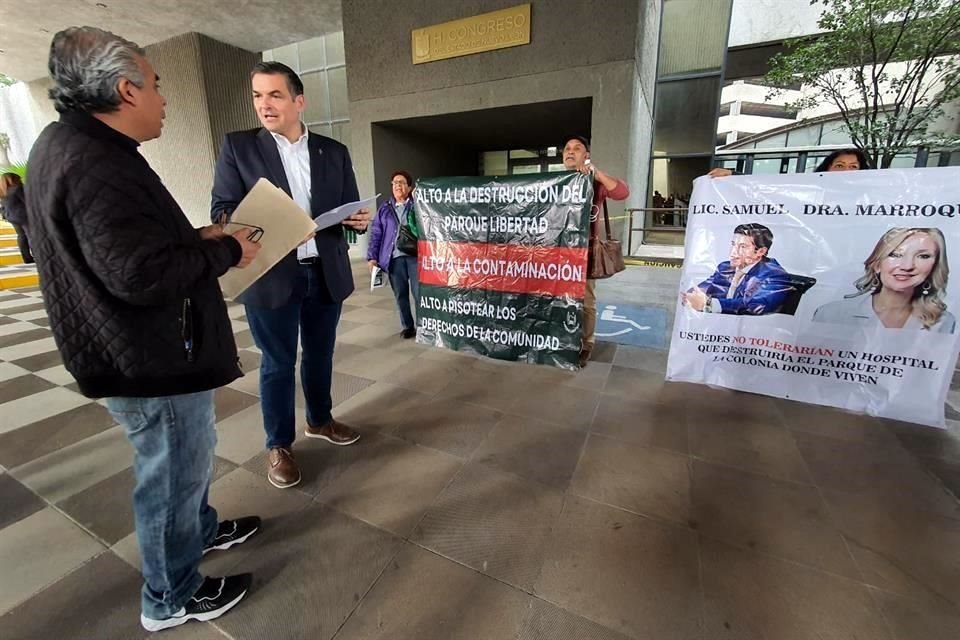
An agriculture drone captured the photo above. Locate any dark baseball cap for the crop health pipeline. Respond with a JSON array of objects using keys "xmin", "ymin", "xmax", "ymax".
[{"xmin": 561, "ymin": 135, "xmax": 590, "ymax": 152}]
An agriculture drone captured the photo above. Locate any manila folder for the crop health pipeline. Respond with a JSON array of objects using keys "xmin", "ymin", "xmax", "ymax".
[{"xmin": 219, "ymin": 178, "xmax": 317, "ymax": 300}]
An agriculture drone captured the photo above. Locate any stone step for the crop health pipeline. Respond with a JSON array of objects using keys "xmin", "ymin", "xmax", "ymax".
[
  {"xmin": 0, "ymin": 263, "xmax": 39, "ymax": 290},
  {"xmin": 0, "ymin": 246, "xmax": 25, "ymax": 266}
]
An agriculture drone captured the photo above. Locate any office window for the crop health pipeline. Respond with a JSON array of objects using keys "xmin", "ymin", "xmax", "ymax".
[
  {"xmin": 927, "ymin": 152, "xmax": 944, "ymax": 167},
  {"xmin": 889, "ymin": 154, "xmax": 917, "ymax": 168},
  {"xmin": 325, "ymin": 31, "xmax": 345, "ymax": 66},
  {"xmin": 263, "ymin": 32, "xmax": 350, "ymax": 149},
  {"xmin": 328, "ymin": 67, "xmax": 350, "ymax": 121},
  {"xmin": 302, "ymin": 72, "xmax": 332, "ymax": 123},
  {"xmin": 481, "ymin": 151, "xmax": 508, "ymax": 176},
  {"xmin": 658, "ymin": 0, "xmax": 733, "ymax": 76},
  {"xmin": 750, "ymin": 157, "xmax": 783, "ymax": 175},
  {"xmin": 269, "ymin": 44, "xmax": 299, "ymax": 71},
  {"xmin": 308, "ymin": 124, "xmax": 333, "ymax": 138},
  {"xmin": 755, "ymin": 133, "xmax": 787, "ymax": 149},
  {"xmin": 263, "ymin": 33, "xmax": 354, "ymax": 238},
  {"xmin": 819, "ymin": 123, "xmax": 851, "ymax": 145},
  {"xmin": 653, "ymin": 77, "xmax": 722, "ymax": 155},
  {"xmin": 298, "ymin": 38, "xmax": 326, "ymax": 71},
  {"xmin": 786, "ymin": 125, "xmax": 820, "ymax": 147},
  {"xmin": 650, "ymin": 157, "xmax": 711, "ymax": 206}
]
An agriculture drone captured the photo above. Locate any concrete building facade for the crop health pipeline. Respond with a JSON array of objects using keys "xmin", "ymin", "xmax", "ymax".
[{"xmin": 1, "ymin": 0, "xmax": 957, "ymax": 265}]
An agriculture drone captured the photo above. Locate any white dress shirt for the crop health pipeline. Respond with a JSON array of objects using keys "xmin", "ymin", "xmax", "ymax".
[{"xmin": 270, "ymin": 126, "xmax": 317, "ymax": 260}]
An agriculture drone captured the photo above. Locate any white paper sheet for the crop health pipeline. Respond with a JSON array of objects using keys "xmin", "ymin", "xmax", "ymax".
[
  {"xmin": 314, "ymin": 194, "xmax": 379, "ymax": 231},
  {"xmin": 370, "ymin": 266, "xmax": 385, "ymax": 291}
]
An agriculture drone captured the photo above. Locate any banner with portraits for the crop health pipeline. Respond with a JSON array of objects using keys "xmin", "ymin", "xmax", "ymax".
[{"xmin": 667, "ymin": 167, "xmax": 960, "ymax": 427}]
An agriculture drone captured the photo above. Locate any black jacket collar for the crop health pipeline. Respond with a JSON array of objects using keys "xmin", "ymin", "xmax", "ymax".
[{"xmin": 59, "ymin": 111, "xmax": 141, "ymax": 157}]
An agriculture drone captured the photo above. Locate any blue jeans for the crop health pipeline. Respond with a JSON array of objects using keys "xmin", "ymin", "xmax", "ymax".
[
  {"xmin": 389, "ymin": 255, "xmax": 419, "ymax": 331},
  {"xmin": 245, "ymin": 267, "xmax": 341, "ymax": 449},
  {"xmin": 106, "ymin": 391, "xmax": 219, "ymax": 620}
]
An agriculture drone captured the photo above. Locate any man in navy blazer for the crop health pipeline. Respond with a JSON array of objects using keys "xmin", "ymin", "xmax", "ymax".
[
  {"xmin": 212, "ymin": 62, "xmax": 370, "ymax": 489},
  {"xmin": 682, "ymin": 223, "xmax": 791, "ymax": 315}
]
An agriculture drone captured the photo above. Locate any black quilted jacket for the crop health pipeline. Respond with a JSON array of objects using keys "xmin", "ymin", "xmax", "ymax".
[{"xmin": 26, "ymin": 112, "xmax": 244, "ymax": 398}]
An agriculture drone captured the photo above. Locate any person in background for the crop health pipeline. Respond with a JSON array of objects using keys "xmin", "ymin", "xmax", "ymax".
[
  {"xmin": 26, "ymin": 27, "xmax": 262, "ymax": 632},
  {"xmin": 0, "ymin": 172, "xmax": 33, "ymax": 263},
  {"xmin": 212, "ymin": 62, "xmax": 370, "ymax": 490},
  {"xmin": 368, "ymin": 170, "xmax": 420, "ymax": 339},
  {"xmin": 561, "ymin": 135, "xmax": 630, "ymax": 368},
  {"xmin": 811, "ymin": 148, "xmax": 871, "ymax": 172}
]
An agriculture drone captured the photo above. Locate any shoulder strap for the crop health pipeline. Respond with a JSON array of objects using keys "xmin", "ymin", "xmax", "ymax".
[{"xmin": 602, "ymin": 199, "xmax": 613, "ymax": 241}]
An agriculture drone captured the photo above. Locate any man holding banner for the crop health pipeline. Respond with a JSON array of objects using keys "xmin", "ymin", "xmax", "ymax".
[
  {"xmin": 560, "ymin": 135, "xmax": 630, "ymax": 367},
  {"xmin": 414, "ymin": 170, "xmax": 595, "ymax": 370}
]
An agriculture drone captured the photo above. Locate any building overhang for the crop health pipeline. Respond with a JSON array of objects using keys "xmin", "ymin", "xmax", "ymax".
[{"xmin": 0, "ymin": 0, "xmax": 343, "ymax": 82}]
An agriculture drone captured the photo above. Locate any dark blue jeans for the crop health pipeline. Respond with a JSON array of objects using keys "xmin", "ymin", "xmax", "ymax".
[
  {"xmin": 106, "ymin": 391, "xmax": 219, "ymax": 620},
  {"xmin": 389, "ymin": 255, "xmax": 419, "ymax": 331},
  {"xmin": 245, "ymin": 267, "xmax": 341, "ymax": 449}
]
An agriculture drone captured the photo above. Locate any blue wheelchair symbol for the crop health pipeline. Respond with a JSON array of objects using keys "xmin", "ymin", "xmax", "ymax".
[{"xmin": 594, "ymin": 303, "xmax": 668, "ymax": 349}]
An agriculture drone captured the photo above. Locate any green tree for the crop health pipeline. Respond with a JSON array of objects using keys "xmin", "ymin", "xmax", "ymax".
[
  {"xmin": 766, "ymin": 0, "xmax": 960, "ymax": 168},
  {"xmin": 0, "ymin": 73, "xmax": 15, "ymax": 87}
]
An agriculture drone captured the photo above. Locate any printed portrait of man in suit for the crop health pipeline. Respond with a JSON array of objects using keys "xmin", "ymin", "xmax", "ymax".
[{"xmin": 682, "ymin": 223, "xmax": 793, "ymax": 315}]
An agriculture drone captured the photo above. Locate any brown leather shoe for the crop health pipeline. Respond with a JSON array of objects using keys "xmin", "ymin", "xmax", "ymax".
[
  {"xmin": 578, "ymin": 346, "xmax": 592, "ymax": 368},
  {"xmin": 304, "ymin": 420, "xmax": 360, "ymax": 446},
  {"xmin": 267, "ymin": 447, "xmax": 301, "ymax": 489}
]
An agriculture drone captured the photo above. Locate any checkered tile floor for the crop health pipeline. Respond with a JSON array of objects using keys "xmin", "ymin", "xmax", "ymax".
[{"xmin": 0, "ymin": 262, "xmax": 959, "ymax": 639}]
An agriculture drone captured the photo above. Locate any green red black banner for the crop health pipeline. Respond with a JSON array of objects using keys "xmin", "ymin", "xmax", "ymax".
[{"xmin": 414, "ymin": 172, "xmax": 593, "ymax": 369}]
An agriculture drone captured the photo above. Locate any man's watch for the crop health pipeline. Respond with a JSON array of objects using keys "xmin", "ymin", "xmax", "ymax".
[{"xmin": 703, "ymin": 295, "xmax": 713, "ymax": 312}]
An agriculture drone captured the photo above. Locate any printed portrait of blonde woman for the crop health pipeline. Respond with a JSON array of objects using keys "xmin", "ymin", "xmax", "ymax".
[{"xmin": 812, "ymin": 227, "xmax": 955, "ymax": 334}]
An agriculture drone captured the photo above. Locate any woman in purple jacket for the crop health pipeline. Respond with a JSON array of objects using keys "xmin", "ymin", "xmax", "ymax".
[{"xmin": 367, "ymin": 170, "xmax": 420, "ymax": 339}]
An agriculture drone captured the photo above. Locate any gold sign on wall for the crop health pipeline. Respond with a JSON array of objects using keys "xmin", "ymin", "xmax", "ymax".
[{"xmin": 412, "ymin": 4, "xmax": 531, "ymax": 65}]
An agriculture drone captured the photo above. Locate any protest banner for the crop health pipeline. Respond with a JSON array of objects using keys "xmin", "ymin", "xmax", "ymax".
[
  {"xmin": 668, "ymin": 167, "xmax": 960, "ymax": 427},
  {"xmin": 414, "ymin": 172, "xmax": 593, "ymax": 369}
]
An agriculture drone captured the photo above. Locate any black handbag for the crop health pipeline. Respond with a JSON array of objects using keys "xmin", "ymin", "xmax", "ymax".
[
  {"xmin": 395, "ymin": 204, "xmax": 419, "ymax": 255},
  {"xmin": 396, "ymin": 223, "xmax": 418, "ymax": 255}
]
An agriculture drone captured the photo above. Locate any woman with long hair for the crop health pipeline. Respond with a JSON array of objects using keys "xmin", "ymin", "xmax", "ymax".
[
  {"xmin": 812, "ymin": 227, "xmax": 954, "ymax": 333},
  {"xmin": 812, "ymin": 148, "xmax": 871, "ymax": 172}
]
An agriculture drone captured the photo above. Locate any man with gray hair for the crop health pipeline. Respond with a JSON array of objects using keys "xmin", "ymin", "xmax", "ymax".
[{"xmin": 26, "ymin": 26, "xmax": 261, "ymax": 632}]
